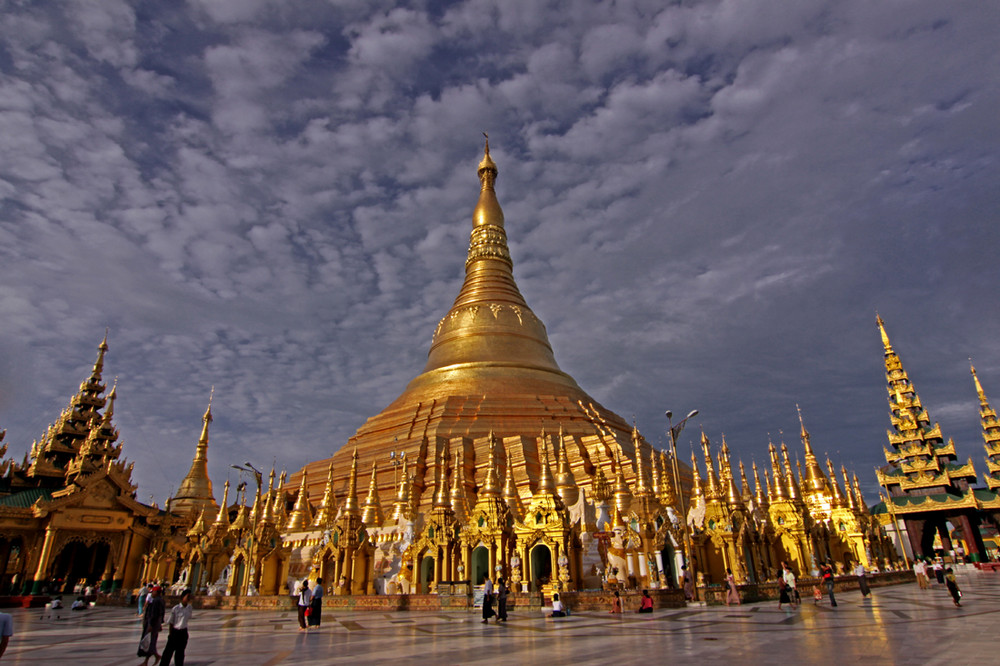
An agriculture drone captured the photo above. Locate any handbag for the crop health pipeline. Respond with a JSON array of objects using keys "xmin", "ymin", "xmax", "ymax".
[
  {"xmin": 137, "ymin": 632, "xmax": 151, "ymax": 657},
  {"xmin": 304, "ymin": 606, "xmax": 312, "ymax": 617}
]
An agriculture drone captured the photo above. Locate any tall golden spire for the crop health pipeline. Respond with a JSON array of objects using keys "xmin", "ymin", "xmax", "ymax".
[
  {"xmin": 689, "ymin": 450, "xmax": 704, "ymax": 510},
  {"xmin": 851, "ymin": 473, "xmax": 869, "ymax": 513},
  {"xmin": 768, "ymin": 441, "xmax": 787, "ymax": 500},
  {"xmin": 314, "ymin": 462, "xmax": 337, "ymax": 528},
  {"xmin": 481, "ymin": 431, "xmax": 502, "ymax": 498},
  {"xmin": 286, "ymin": 469, "xmax": 313, "ymax": 532},
  {"xmin": 502, "ymin": 441, "xmax": 525, "ymax": 521},
  {"xmin": 650, "ymin": 447, "xmax": 662, "ymax": 497},
  {"xmin": 780, "ymin": 442, "xmax": 800, "ymax": 501},
  {"xmin": 658, "ymin": 449, "xmax": 677, "ymax": 508},
  {"xmin": 609, "ymin": 450, "xmax": 631, "ymax": 514},
  {"xmin": 700, "ymin": 431, "xmax": 720, "ymax": 501},
  {"xmin": 876, "ymin": 313, "xmax": 893, "ymax": 353},
  {"xmin": 415, "ymin": 137, "xmax": 563, "ymax": 381},
  {"xmin": 172, "ymin": 392, "xmax": 217, "ymax": 514},
  {"xmin": 213, "ymin": 480, "xmax": 231, "ymax": 529},
  {"xmin": 633, "ymin": 425, "xmax": 650, "ymax": 497},
  {"xmin": 841, "ymin": 466, "xmax": 857, "ymax": 511},
  {"xmin": 720, "ymin": 436, "xmax": 742, "ymax": 506},
  {"xmin": 537, "ymin": 432, "xmax": 558, "ymax": 496},
  {"xmin": 433, "ymin": 442, "xmax": 451, "ymax": 508},
  {"xmin": 797, "ymin": 406, "xmax": 828, "ymax": 494},
  {"xmin": 450, "ymin": 452, "xmax": 471, "ymax": 523},
  {"xmin": 555, "ymin": 427, "xmax": 580, "ymax": 506},
  {"xmin": 752, "ymin": 461, "xmax": 768, "ymax": 508},
  {"xmin": 343, "ymin": 448, "xmax": 360, "ymax": 515},
  {"xmin": 391, "ymin": 456, "xmax": 413, "ymax": 522},
  {"xmin": 362, "ymin": 462, "xmax": 384, "ymax": 527},
  {"xmin": 739, "ymin": 460, "xmax": 752, "ymax": 503},
  {"xmin": 825, "ymin": 457, "xmax": 847, "ymax": 508}
]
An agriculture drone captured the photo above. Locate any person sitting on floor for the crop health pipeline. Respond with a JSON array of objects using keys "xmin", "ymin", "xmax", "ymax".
[
  {"xmin": 549, "ymin": 594, "xmax": 566, "ymax": 618},
  {"xmin": 71, "ymin": 597, "xmax": 87, "ymax": 611},
  {"xmin": 638, "ymin": 590, "xmax": 654, "ymax": 614}
]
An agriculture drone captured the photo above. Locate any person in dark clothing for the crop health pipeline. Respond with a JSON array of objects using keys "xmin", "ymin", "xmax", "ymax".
[
  {"xmin": 821, "ymin": 563, "xmax": 838, "ymax": 607},
  {"xmin": 139, "ymin": 586, "xmax": 165, "ymax": 666},
  {"xmin": 495, "ymin": 577, "xmax": 508, "ymax": 623},
  {"xmin": 944, "ymin": 568, "xmax": 962, "ymax": 607},
  {"xmin": 308, "ymin": 578, "xmax": 324, "ymax": 629}
]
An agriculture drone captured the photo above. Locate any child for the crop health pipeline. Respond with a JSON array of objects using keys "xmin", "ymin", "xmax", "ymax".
[{"xmin": 813, "ymin": 585, "xmax": 822, "ymax": 604}]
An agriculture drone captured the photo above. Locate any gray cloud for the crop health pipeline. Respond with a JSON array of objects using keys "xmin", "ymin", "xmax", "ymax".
[{"xmin": 0, "ymin": 0, "xmax": 997, "ymax": 504}]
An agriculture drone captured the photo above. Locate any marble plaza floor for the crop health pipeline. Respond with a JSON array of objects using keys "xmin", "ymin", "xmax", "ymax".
[{"xmin": 4, "ymin": 573, "xmax": 997, "ymax": 665}]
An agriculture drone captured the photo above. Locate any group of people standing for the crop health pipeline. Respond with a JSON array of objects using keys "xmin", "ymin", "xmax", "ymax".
[
  {"xmin": 480, "ymin": 577, "xmax": 509, "ymax": 623},
  {"xmin": 294, "ymin": 578, "xmax": 325, "ymax": 630},
  {"xmin": 913, "ymin": 557, "xmax": 963, "ymax": 607}
]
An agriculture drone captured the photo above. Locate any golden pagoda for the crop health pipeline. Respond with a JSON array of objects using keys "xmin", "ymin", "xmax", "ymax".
[
  {"xmin": 972, "ymin": 364, "xmax": 1000, "ymax": 491},
  {"xmin": 298, "ymin": 138, "xmax": 647, "ymax": 516},
  {"xmin": 171, "ymin": 394, "xmax": 219, "ymax": 516}
]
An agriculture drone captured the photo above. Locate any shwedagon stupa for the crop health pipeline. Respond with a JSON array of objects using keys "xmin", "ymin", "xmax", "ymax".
[{"xmin": 296, "ymin": 139, "xmax": 671, "ymax": 518}]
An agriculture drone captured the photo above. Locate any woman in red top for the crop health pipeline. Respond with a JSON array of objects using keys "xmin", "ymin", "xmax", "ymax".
[{"xmin": 638, "ymin": 590, "xmax": 654, "ymax": 613}]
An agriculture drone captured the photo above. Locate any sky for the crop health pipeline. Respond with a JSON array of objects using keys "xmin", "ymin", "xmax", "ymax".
[{"xmin": 0, "ymin": 0, "xmax": 997, "ymax": 506}]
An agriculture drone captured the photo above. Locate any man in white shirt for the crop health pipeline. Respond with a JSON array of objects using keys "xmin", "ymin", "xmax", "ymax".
[{"xmin": 160, "ymin": 589, "xmax": 193, "ymax": 666}]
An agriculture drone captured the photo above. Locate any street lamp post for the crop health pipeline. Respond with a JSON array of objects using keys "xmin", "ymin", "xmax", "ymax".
[
  {"xmin": 389, "ymin": 446, "xmax": 406, "ymax": 488},
  {"xmin": 666, "ymin": 409, "xmax": 699, "ymax": 600}
]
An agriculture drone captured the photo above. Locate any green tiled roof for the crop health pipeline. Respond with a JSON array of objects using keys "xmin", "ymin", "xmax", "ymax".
[{"xmin": 0, "ymin": 488, "xmax": 53, "ymax": 508}]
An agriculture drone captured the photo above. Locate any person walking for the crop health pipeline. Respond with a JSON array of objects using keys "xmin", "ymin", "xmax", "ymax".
[
  {"xmin": 160, "ymin": 589, "xmax": 193, "ymax": 666},
  {"xmin": 914, "ymin": 559, "xmax": 929, "ymax": 590},
  {"xmin": 821, "ymin": 563, "xmax": 837, "ymax": 607},
  {"xmin": 297, "ymin": 579, "xmax": 312, "ymax": 632},
  {"xmin": 944, "ymin": 568, "xmax": 962, "ymax": 607},
  {"xmin": 854, "ymin": 562, "xmax": 871, "ymax": 598},
  {"xmin": 932, "ymin": 559, "xmax": 944, "ymax": 584},
  {"xmin": 495, "ymin": 577, "xmax": 508, "ymax": 623},
  {"xmin": 481, "ymin": 577, "xmax": 495, "ymax": 624},
  {"xmin": 724, "ymin": 569, "xmax": 741, "ymax": 606},
  {"xmin": 681, "ymin": 565, "xmax": 694, "ymax": 601},
  {"xmin": 780, "ymin": 563, "xmax": 798, "ymax": 610},
  {"xmin": 137, "ymin": 583, "xmax": 148, "ymax": 616},
  {"xmin": 139, "ymin": 585, "xmax": 165, "ymax": 666},
  {"xmin": 307, "ymin": 578, "xmax": 324, "ymax": 629}
]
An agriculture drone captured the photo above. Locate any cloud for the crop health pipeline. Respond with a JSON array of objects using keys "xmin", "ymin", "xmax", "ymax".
[{"xmin": 0, "ymin": 0, "xmax": 997, "ymax": 504}]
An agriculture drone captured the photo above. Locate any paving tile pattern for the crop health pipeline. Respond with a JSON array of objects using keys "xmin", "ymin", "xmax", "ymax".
[{"xmin": 3, "ymin": 572, "xmax": 996, "ymax": 665}]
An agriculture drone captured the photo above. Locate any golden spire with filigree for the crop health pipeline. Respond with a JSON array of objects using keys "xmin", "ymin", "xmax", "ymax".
[
  {"xmin": 841, "ymin": 466, "xmax": 857, "ymax": 511},
  {"xmin": 392, "ymin": 456, "xmax": 413, "ymax": 522},
  {"xmin": 537, "ymin": 431, "xmax": 558, "ymax": 496},
  {"xmin": 213, "ymin": 480, "xmax": 231, "ymax": 529},
  {"xmin": 481, "ymin": 431, "xmax": 502, "ymax": 498},
  {"xmin": 825, "ymin": 458, "xmax": 846, "ymax": 508},
  {"xmin": 689, "ymin": 450, "xmax": 704, "ymax": 511},
  {"xmin": 362, "ymin": 462, "xmax": 384, "ymax": 527},
  {"xmin": 768, "ymin": 441, "xmax": 788, "ymax": 500},
  {"xmin": 555, "ymin": 427, "xmax": 580, "ymax": 506},
  {"xmin": 632, "ymin": 424, "xmax": 650, "ymax": 497},
  {"xmin": 433, "ymin": 442, "xmax": 451, "ymax": 509},
  {"xmin": 313, "ymin": 462, "xmax": 337, "ymax": 527},
  {"xmin": 780, "ymin": 442, "xmax": 800, "ymax": 501},
  {"xmin": 342, "ymin": 448, "xmax": 360, "ymax": 515},
  {"xmin": 502, "ymin": 441, "xmax": 525, "ymax": 520},
  {"xmin": 173, "ymin": 391, "xmax": 218, "ymax": 514},
  {"xmin": 851, "ymin": 473, "xmax": 869, "ymax": 513},
  {"xmin": 700, "ymin": 431, "xmax": 720, "ymax": 501},
  {"xmin": 658, "ymin": 449, "xmax": 676, "ymax": 508},
  {"xmin": 286, "ymin": 469, "xmax": 313, "ymax": 532},
  {"xmin": 450, "ymin": 452, "xmax": 471, "ymax": 523},
  {"xmin": 752, "ymin": 461, "xmax": 768, "ymax": 508},
  {"xmin": 972, "ymin": 363, "xmax": 1000, "ymax": 490},
  {"xmin": 612, "ymin": 451, "xmax": 633, "ymax": 515},
  {"xmin": 739, "ymin": 460, "xmax": 752, "ymax": 503},
  {"xmin": 797, "ymin": 406, "xmax": 829, "ymax": 495}
]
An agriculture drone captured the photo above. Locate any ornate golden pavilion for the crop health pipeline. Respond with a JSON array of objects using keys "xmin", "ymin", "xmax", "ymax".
[{"xmin": 873, "ymin": 316, "xmax": 1000, "ymax": 561}]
